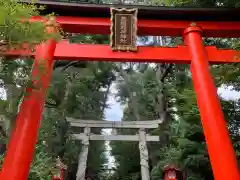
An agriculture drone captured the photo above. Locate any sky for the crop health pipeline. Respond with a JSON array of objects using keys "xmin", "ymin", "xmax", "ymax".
[
  {"xmin": 218, "ymin": 86, "xmax": 240, "ymax": 100},
  {"xmin": 104, "ymin": 83, "xmax": 123, "ymax": 122}
]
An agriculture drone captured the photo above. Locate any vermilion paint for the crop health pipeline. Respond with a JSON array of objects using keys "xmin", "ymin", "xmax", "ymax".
[
  {"xmin": 164, "ymin": 170, "xmax": 177, "ymax": 180},
  {"xmin": 52, "ymin": 168, "xmax": 65, "ymax": 180},
  {"xmin": 30, "ymin": 16, "xmax": 240, "ymax": 37},
  {"xmin": 4, "ymin": 41, "xmax": 240, "ymax": 64},
  {"xmin": 0, "ymin": 23, "xmax": 57, "ymax": 180},
  {"xmin": 184, "ymin": 26, "xmax": 240, "ymax": 180},
  {"xmin": 0, "ymin": 13, "xmax": 239, "ymax": 180}
]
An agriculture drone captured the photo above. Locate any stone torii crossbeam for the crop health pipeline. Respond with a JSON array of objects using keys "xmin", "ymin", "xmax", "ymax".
[{"xmin": 66, "ymin": 117, "xmax": 162, "ymax": 180}]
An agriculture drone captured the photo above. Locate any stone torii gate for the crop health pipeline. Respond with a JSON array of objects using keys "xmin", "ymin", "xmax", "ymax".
[{"xmin": 66, "ymin": 117, "xmax": 162, "ymax": 180}]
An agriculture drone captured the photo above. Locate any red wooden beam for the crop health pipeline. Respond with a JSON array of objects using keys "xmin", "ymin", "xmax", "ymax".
[
  {"xmin": 30, "ymin": 16, "xmax": 240, "ymax": 37},
  {"xmin": 184, "ymin": 26, "xmax": 240, "ymax": 180},
  {"xmin": 4, "ymin": 40, "xmax": 239, "ymax": 64}
]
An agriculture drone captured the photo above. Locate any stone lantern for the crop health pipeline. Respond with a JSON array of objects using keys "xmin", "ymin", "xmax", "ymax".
[
  {"xmin": 163, "ymin": 165, "xmax": 185, "ymax": 180},
  {"xmin": 52, "ymin": 157, "xmax": 67, "ymax": 180}
]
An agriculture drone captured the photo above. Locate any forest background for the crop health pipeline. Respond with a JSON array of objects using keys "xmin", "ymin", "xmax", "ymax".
[{"xmin": 0, "ymin": 0, "xmax": 239, "ymax": 180}]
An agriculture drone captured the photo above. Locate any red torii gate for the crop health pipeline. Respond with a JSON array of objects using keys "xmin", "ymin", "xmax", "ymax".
[{"xmin": 0, "ymin": 2, "xmax": 240, "ymax": 180}]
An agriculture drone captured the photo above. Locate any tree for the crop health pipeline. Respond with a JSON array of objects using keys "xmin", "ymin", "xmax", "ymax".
[
  {"xmin": 0, "ymin": 0, "xmax": 59, "ymax": 134},
  {"xmin": 0, "ymin": 0, "xmax": 60, "ymax": 179},
  {"xmin": 1, "ymin": 0, "xmax": 240, "ymax": 180},
  {"xmin": 38, "ymin": 34, "xmax": 115, "ymax": 180},
  {"xmin": 0, "ymin": 1, "xmax": 115, "ymax": 178}
]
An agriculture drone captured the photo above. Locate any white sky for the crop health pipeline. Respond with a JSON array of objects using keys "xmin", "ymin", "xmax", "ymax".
[{"xmin": 218, "ymin": 86, "xmax": 240, "ymax": 100}]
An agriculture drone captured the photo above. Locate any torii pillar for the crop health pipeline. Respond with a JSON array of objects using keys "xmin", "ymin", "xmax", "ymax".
[
  {"xmin": 184, "ymin": 26, "xmax": 240, "ymax": 180},
  {"xmin": 0, "ymin": 17, "xmax": 57, "ymax": 180}
]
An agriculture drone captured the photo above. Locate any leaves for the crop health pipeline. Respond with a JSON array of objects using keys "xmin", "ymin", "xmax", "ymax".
[
  {"xmin": 0, "ymin": 0, "xmax": 60, "ymax": 50},
  {"xmin": 0, "ymin": 0, "xmax": 240, "ymax": 180}
]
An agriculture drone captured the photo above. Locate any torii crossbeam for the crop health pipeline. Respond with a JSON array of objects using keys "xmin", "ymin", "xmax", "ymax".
[{"xmin": 0, "ymin": 2, "xmax": 240, "ymax": 180}]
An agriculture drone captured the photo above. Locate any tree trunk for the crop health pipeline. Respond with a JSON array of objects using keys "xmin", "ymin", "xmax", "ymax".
[{"xmin": 118, "ymin": 64, "xmax": 141, "ymax": 121}]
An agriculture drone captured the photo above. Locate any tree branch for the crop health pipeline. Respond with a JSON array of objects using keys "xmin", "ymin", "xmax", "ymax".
[
  {"xmin": 45, "ymin": 101, "xmax": 58, "ymax": 108},
  {"xmin": 53, "ymin": 61, "xmax": 87, "ymax": 71},
  {"xmin": 160, "ymin": 64, "xmax": 173, "ymax": 82},
  {"xmin": 117, "ymin": 64, "xmax": 141, "ymax": 121}
]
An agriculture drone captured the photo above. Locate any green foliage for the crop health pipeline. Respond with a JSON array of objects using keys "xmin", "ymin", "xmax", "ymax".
[
  {"xmin": 152, "ymin": 0, "xmax": 240, "ymax": 7},
  {"xmin": 0, "ymin": 1, "xmax": 240, "ymax": 180},
  {"xmin": 0, "ymin": 1, "xmax": 60, "ymax": 180},
  {"xmin": 28, "ymin": 146, "xmax": 53, "ymax": 180},
  {"xmin": 43, "ymin": 61, "xmax": 115, "ymax": 179},
  {"xmin": 0, "ymin": 118, "xmax": 54, "ymax": 180},
  {"xmin": 0, "ymin": 0, "xmax": 59, "ymax": 50}
]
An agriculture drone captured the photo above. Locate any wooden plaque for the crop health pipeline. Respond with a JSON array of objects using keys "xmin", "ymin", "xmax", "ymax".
[{"xmin": 110, "ymin": 8, "xmax": 138, "ymax": 52}]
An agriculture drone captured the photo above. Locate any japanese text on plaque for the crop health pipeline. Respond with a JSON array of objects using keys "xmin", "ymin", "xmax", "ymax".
[{"xmin": 120, "ymin": 16, "xmax": 128, "ymax": 44}]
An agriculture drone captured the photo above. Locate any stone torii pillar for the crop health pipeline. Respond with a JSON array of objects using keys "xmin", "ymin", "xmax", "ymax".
[
  {"xmin": 138, "ymin": 128, "xmax": 150, "ymax": 180},
  {"xmin": 76, "ymin": 127, "xmax": 90, "ymax": 180}
]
